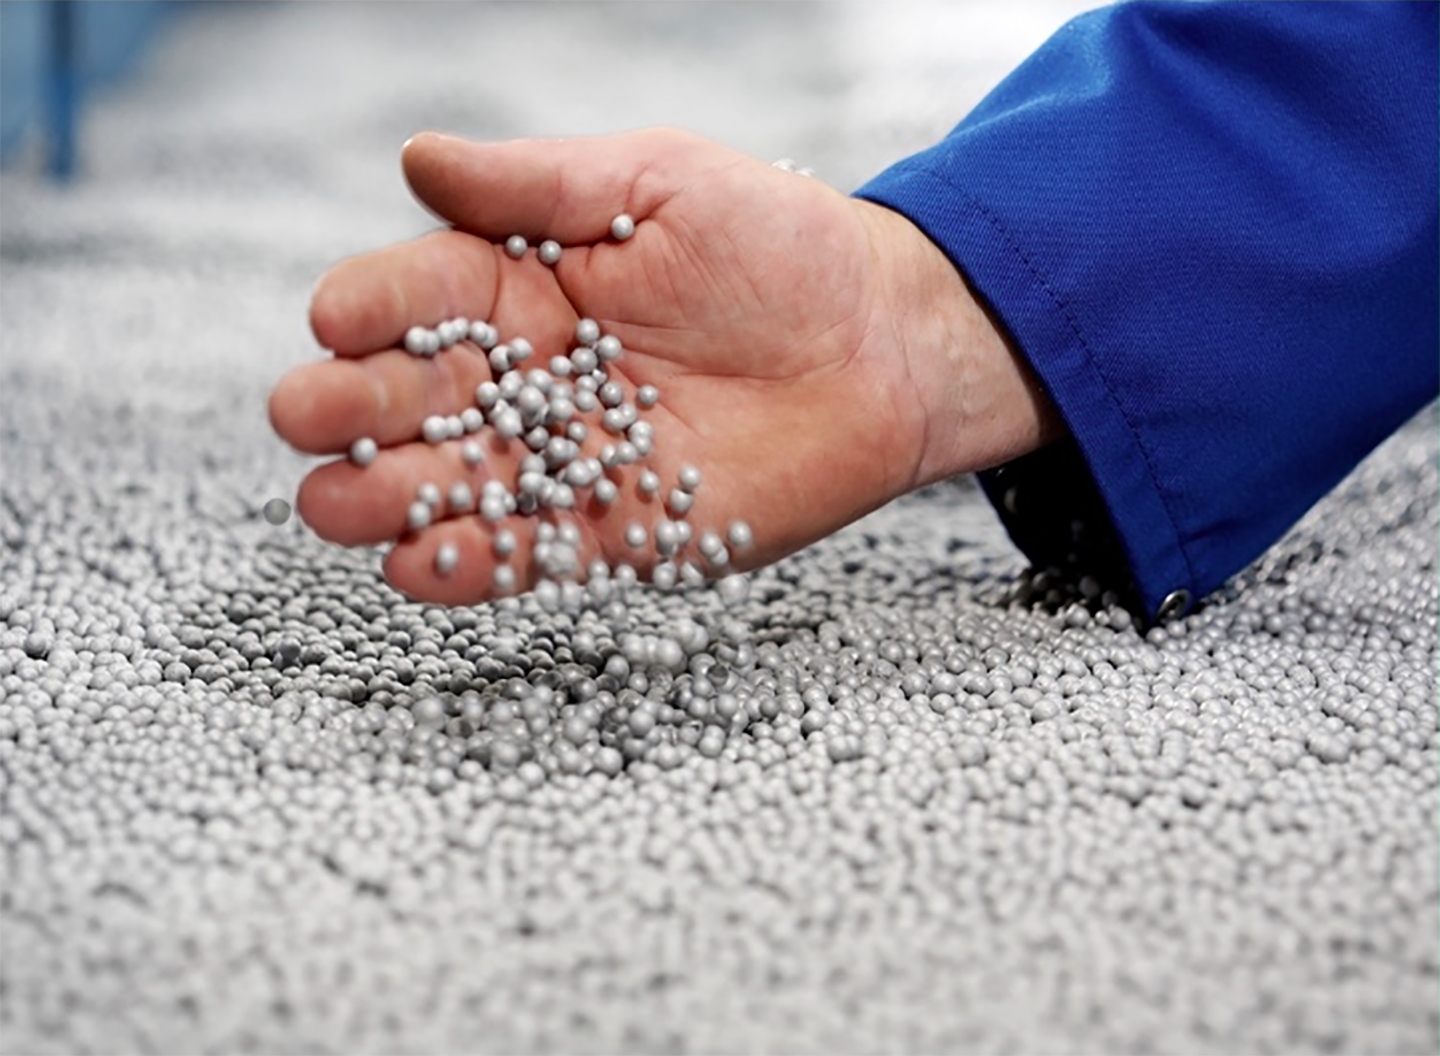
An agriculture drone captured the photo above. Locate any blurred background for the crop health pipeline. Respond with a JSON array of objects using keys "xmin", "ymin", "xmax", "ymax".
[{"xmin": 1, "ymin": 1, "xmax": 172, "ymax": 176}]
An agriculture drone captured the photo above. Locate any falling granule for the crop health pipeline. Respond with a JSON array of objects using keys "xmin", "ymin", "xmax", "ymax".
[{"xmin": 262, "ymin": 498, "xmax": 291, "ymax": 525}]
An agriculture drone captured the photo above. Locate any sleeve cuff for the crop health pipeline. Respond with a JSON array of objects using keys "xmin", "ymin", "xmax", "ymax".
[
  {"xmin": 978, "ymin": 441, "xmax": 1191, "ymax": 624},
  {"xmin": 857, "ymin": 164, "xmax": 1199, "ymax": 623}
]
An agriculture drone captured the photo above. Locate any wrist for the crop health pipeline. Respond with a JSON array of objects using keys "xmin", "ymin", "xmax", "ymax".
[{"xmin": 852, "ymin": 199, "xmax": 1064, "ymax": 488}]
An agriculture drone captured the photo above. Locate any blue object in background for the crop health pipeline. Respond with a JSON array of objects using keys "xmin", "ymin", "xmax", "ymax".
[
  {"xmin": 0, "ymin": 1, "xmax": 177, "ymax": 178},
  {"xmin": 0, "ymin": 3, "xmax": 46, "ymax": 165}
]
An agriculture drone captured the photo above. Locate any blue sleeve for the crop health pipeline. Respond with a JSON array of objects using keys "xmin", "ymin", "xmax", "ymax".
[{"xmin": 855, "ymin": 1, "xmax": 1438, "ymax": 622}]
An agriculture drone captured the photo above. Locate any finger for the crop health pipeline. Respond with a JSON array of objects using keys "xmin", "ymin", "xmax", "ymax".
[
  {"xmin": 401, "ymin": 129, "xmax": 723, "ymax": 244},
  {"xmin": 296, "ymin": 436, "xmax": 519, "ymax": 547},
  {"xmin": 309, "ymin": 228, "xmax": 498, "ymax": 356},
  {"xmin": 268, "ymin": 344, "xmax": 492, "ymax": 455}
]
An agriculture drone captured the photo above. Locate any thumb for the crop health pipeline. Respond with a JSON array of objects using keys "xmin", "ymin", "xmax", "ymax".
[{"xmin": 400, "ymin": 128, "xmax": 721, "ymax": 245}]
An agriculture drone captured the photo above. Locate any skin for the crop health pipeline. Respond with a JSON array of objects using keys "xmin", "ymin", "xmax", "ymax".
[{"xmin": 268, "ymin": 128, "xmax": 1064, "ymax": 605}]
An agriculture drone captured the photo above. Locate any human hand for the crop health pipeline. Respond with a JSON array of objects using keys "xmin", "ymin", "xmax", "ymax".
[{"xmin": 268, "ymin": 129, "xmax": 1060, "ymax": 605}]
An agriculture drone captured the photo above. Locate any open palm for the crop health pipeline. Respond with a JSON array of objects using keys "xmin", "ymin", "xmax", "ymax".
[{"xmin": 269, "ymin": 129, "xmax": 932, "ymax": 604}]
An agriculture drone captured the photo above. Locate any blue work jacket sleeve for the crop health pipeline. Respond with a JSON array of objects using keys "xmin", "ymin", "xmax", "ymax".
[{"xmin": 855, "ymin": 1, "xmax": 1438, "ymax": 623}]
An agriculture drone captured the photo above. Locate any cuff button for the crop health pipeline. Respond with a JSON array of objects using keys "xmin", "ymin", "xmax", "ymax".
[{"xmin": 1156, "ymin": 589, "xmax": 1191, "ymax": 623}]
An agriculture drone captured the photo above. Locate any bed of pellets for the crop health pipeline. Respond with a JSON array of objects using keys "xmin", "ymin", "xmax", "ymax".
[{"xmin": 2, "ymin": 4, "xmax": 1436, "ymax": 1055}]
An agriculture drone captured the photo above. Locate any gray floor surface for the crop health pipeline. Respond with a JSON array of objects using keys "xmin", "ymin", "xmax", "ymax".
[{"xmin": 1, "ymin": 4, "xmax": 1436, "ymax": 1054}]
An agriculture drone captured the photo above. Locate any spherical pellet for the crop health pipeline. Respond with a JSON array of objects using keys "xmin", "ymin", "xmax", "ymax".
[
  {"xmin": 475, "ymin": 381, "xmax": 500, "ymax": 409},
  {"xmin": 637, "ymin": 470, "xmax": 661, "ymax": 496},
  {"xmin": 610, "ymin": 213, "xmax": 635, "ymax": 240},
  {"xmin": 650, "ymin": 562, "xmax": 678, "ymax": 590},
  {"xmin": 447, "ymin": 482, "xmax": 474, "ymax": 514},
  {"xmin": 461, "ymin": 439, "xmax": 485, "ymax": 466},
  {"xmin": 492, "ymin": 408, "xmax": 523, "ymax": 439},
  {"xmin": 406, "ymin": 501, "xmax": 432, "ymax": 531},
  {"xmin": 404, "ymin": 325, "xmax": 430, "ymax": 354},
  {"xmin": 492, "ymin": 564, "xmax": 516, "ymax": 594},
  {"xmin": 562, "ymin": 460, "xmax": 598, "ymax": 488},
  {"xmin": 654, "ymin": 520, "xmax": 682, "ymax": 556},
  {"xmin": 624, "ymin": 523, "xmax": 647, "ymax": 549},
  {"xmin": 493, "ymin": 529, "xmax": 517, "ymax": 558},
  {"xmin": 575, "ymin": 318, "xmax": 601, "ymax": 346},
  {"xmin": 668, "ymin": 489, "xmax": 694, "ymax": 516},
  {"xmin": 479, "ymin": 494, "xmax": 507, "ymax": 522},
  {"xmin": 504, "ymin": 234, "xmax": 528, "ymax": 258},
  {"xmin": 498, "ymin": 372, "xmax": 525, "ymax": 401},
  {"xmin": 489, "ymin": 346, "xmax": 512, "ymax": 374},
  {"xmin": 481, "ymin": 478, "xmax": 512, "ymax": 501},
  {"xmin": 595, "ymin": 334, "xmax": 623, "ymax": 362},
  {"xmin": 698, "ymin": 530, "xmax": 725, "ymax": 559},
  {"xmin": 533, "ymin": 579, "xmax": 561, "ymax": 611},
  {"xmin": 546, "ymin": 397, "xmax": 576, "ymax": 425},
  {"xmin": 509, "ymin": 337, "xmax": 534, "ymax": 364},
  {"xmin": 726, "ymin": 520, "xmax": 754, "ymax": 550},
  {"xmin": 592, "ymin": 479, "xmax": 619, "ymax": 505},
  {"xmin": 422, "ymin": 415, "xmax": 450, "ymax": 445},
  {"xmin": 568, "ymin": 346, "xmax": 597, "ymax": 375},
  {"xmin": 678, "ymin": 465, "xmax": 702, "ymax": 492},
  {"xmin": 469, "ymin": 320, "xmax": 499, "ymax": 348},
  {"xmin": 349, "ymin": 436, "xmax": 379, "ymax": 466},
  {"xmin": 417, "ymin": 481, "xmax": 442, "ymax": 507},
  {"xmin": 596, "ymin": 381, "xmax": 624, "ymax": 409},
  {"xmin": 636, "ymin": 384, "xmax": 660, "ymax": 408},
  {"xmin": 716, "ymin": 574, "xmax": 750, "ymax": 605},
  {"xmin": 434, "ymin": 542, "xmax": 460, "ymax": 575},
  {"xmin": 262, "ymin": 498, "xmax": 291, "ymax": 525},
  {"xmin": 537, "ymin": 239, "xmax": 562, "ymax": 266},
  {"xmin": 516, "ymin": 386, "xmax": 546, "ymax": 418}
]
